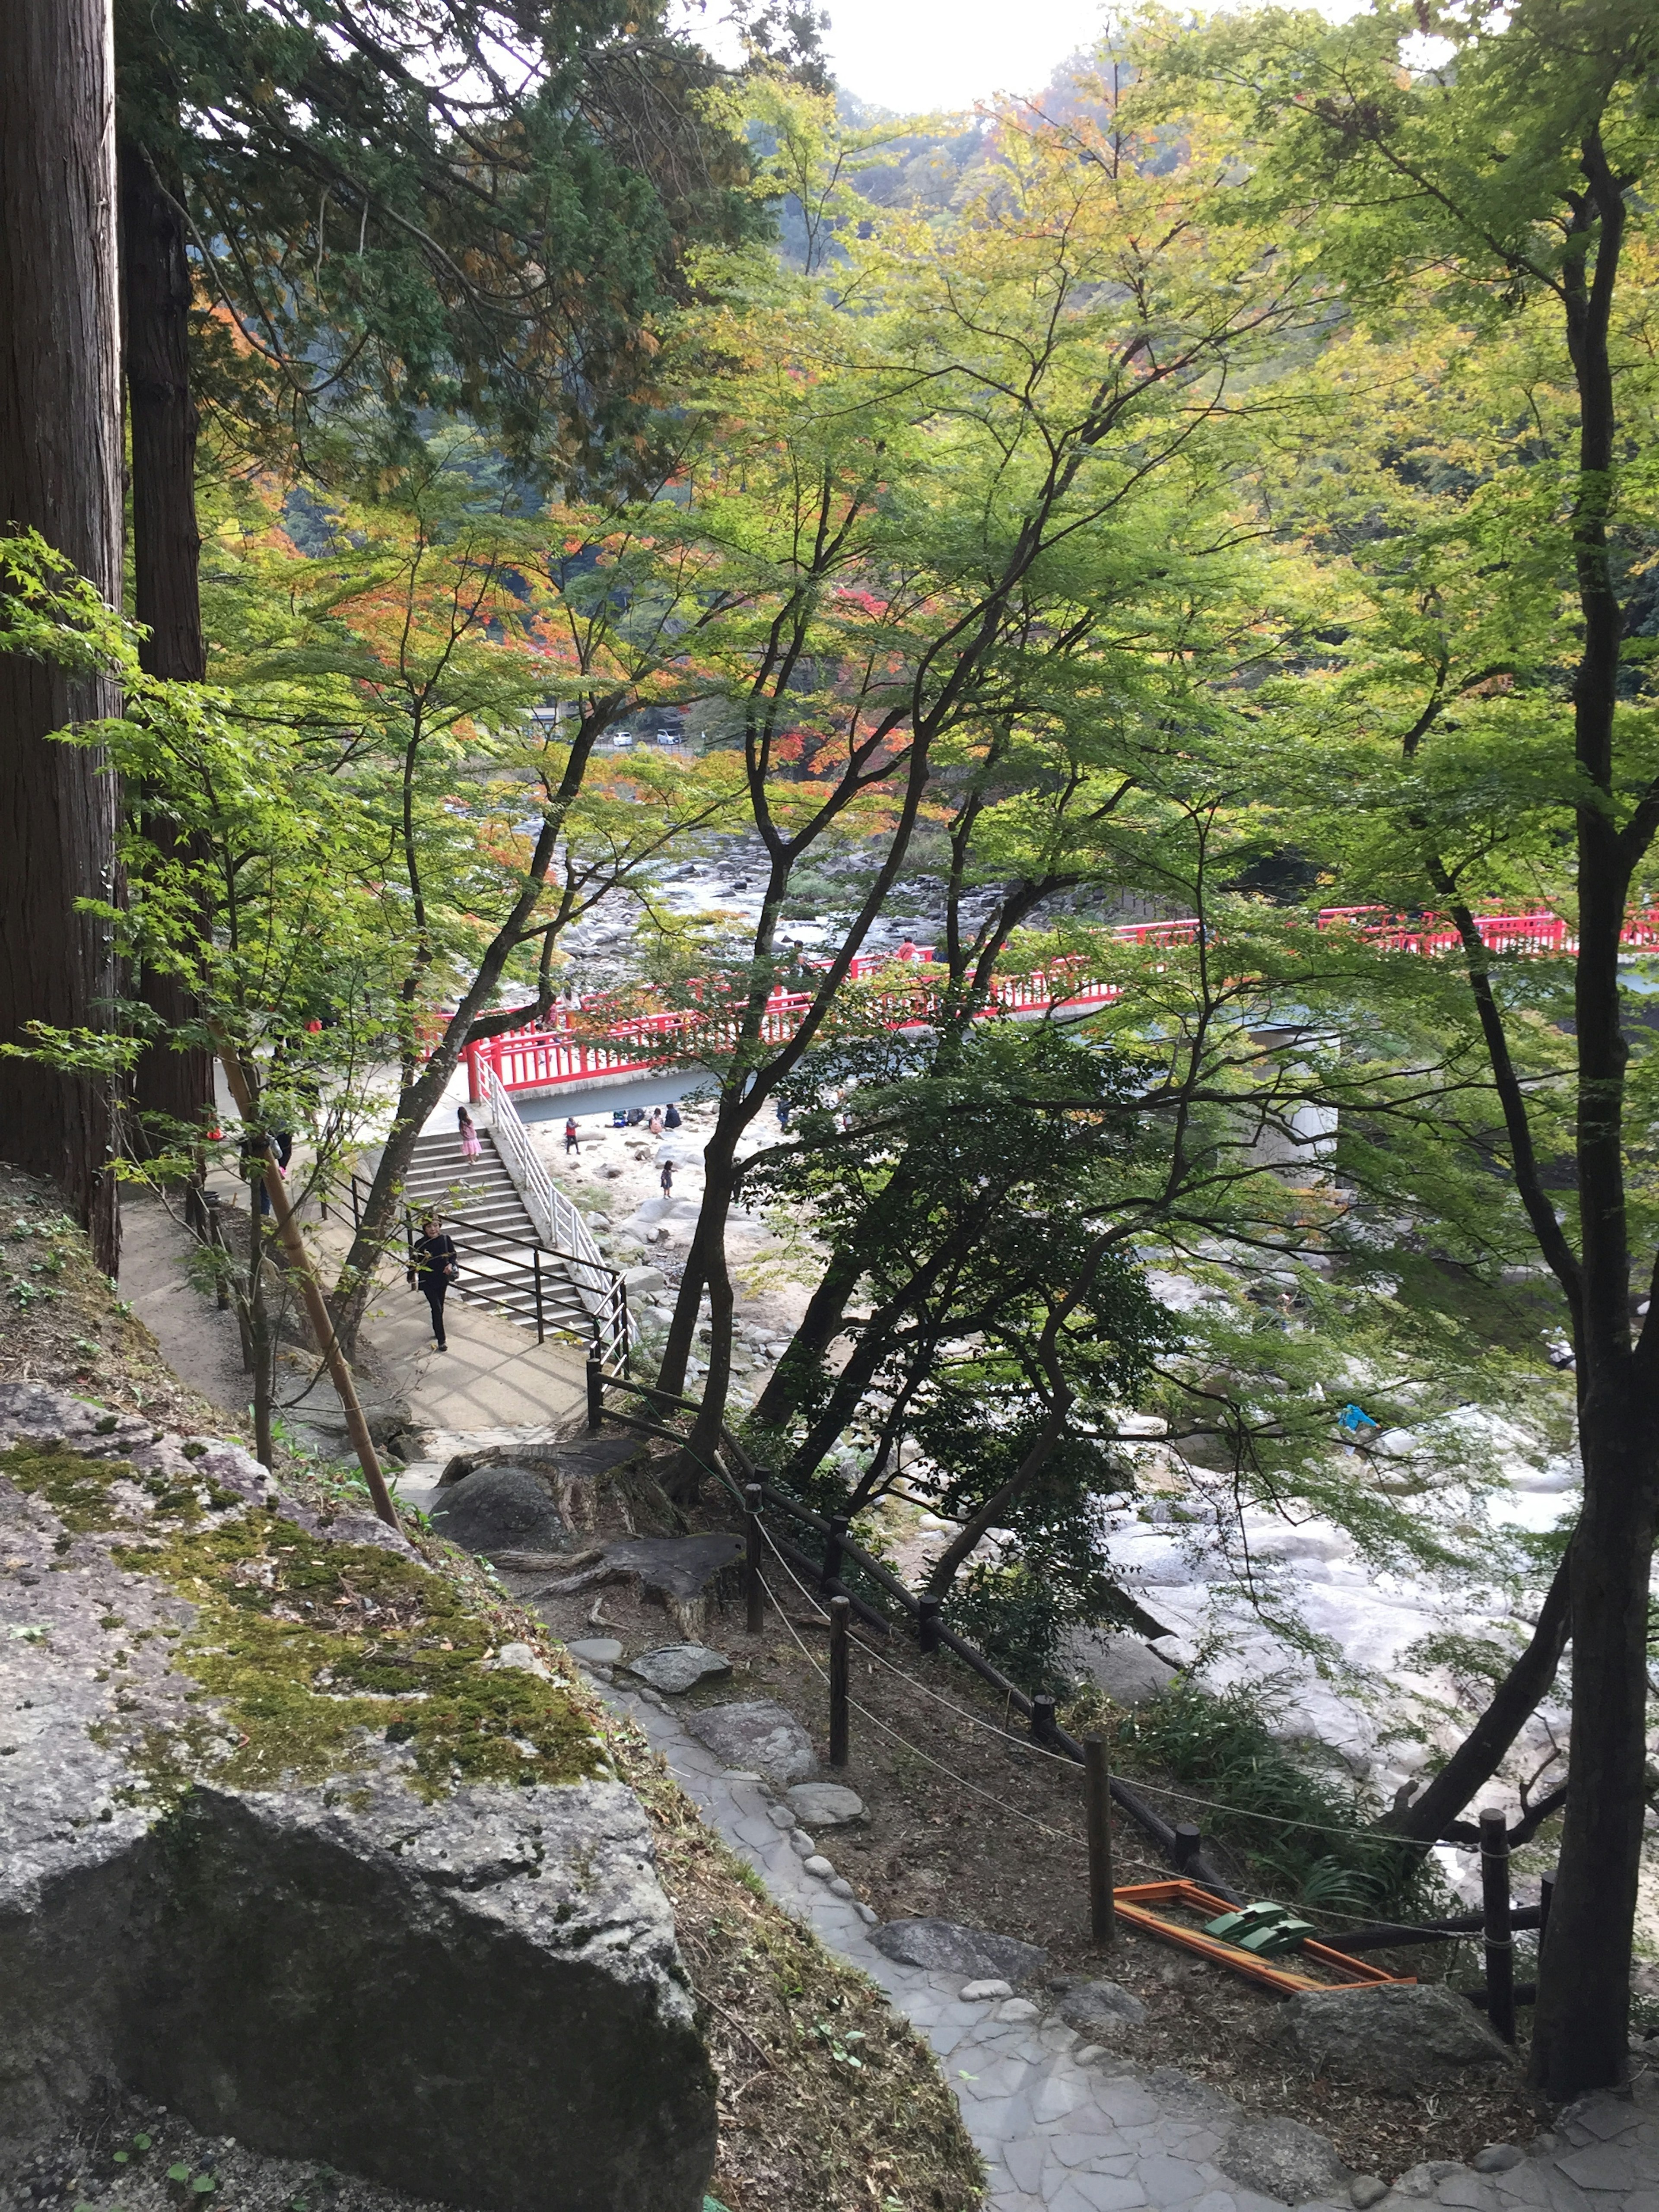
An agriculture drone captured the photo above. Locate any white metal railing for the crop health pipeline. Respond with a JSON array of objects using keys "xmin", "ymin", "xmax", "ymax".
[{"xmin": 476, "ymin": 1061, "xmax": 629, "ymax": 1357}]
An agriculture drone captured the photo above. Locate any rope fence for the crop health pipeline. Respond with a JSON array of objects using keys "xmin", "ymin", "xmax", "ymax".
[{"xmin": 583, "ymin": 1363, "xmax": 1553, "ymax": 2028}]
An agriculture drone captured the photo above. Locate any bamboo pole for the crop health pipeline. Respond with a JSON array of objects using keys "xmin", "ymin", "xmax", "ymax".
[{"xmin": 215, "ymin": 1047, "xmax": 399, "ymax": 1530}]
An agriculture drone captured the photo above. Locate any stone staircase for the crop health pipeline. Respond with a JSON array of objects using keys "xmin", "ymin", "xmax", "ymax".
[{"xmin": 400, "ymin": 1128, "xmax": 596, "ymax": 1345}]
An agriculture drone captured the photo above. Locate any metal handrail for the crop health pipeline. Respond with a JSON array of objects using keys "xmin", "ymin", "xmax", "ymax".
[
  {"xmin": 477, "ymin": 1061, "xmax": 623, "ymax": 1340},
  {"xmin": 331, "ymin": 1158, "xmax": 630, "ymax": 1365}
]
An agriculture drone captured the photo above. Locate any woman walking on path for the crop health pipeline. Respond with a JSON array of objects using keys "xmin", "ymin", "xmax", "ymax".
[
  {"xmin": 457, "ymin": 1106, "xmax": 482, "ymax": 1161},
  {"xmin": 408, "ymin": 1214, "xmax": 459, "ymax": 1351}
]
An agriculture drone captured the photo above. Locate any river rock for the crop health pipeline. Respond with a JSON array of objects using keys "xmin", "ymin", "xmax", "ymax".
[
  {"xmin": 1270, "ymin": 1983, "xmax": 1516, "ymax": 2092},
  {"xmin": 871, "ymin": 1919, "xmax": 1049, "ymax": 1985},
  {"xmin": 681, "ymin": 1700, "xmax": 817, "ymax": 1784},
  {"xmin": 621, "ymin": 1267, "xmax": 668, "ymax": 1300},
  {"xmin": 786, "ymin": 1782, "xmax": 866, "ymax": 1827},
  {"xmin": 1062, "ymin": 1628, "xmax": 1176, "ymax": 1706},
  {"xmin": 625, "ymin": 1643, "xmax": 733, "ymax": 1694},
  {"xmin": 0, "ymin": 1382, "xmax": 716, "ymax": 2209},
  {"xmin": 1218, "ymin": 2116, "xmax": 1352, "ymax": 2204},
  {"xmin": 427, "ymin": 1464, "xmax": 566, "ymax": 1556},
  {"xmin": 567, "ymin": 1637, "xmax": 624, "ymax": 1665},
  {"xmin": 1052, "ymin": 1978, "xmax": 1149, "ymax": 2036}
]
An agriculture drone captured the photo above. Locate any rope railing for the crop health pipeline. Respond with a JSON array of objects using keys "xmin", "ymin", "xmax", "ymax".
[{"xmin": 580, "ymin": 1358, "xmax": 1555, "ymax": 2002}]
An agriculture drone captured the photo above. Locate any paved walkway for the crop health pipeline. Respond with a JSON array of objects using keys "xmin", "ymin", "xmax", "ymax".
[
  {"xmin": 584, "ymin": 1671, "xmax": 1659, "ymax": 2212},
  {"xmin": 121, "ymin": 1190, "xmax": 588, "ymax": 1461}
]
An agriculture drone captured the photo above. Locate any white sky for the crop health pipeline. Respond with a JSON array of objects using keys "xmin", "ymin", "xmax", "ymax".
[
  {"xmin": 686, "ymin": 0, "xmax": 1372, "ymax": 121},
  {"xmin": 821, "ymin": 0, "xmax": 1113, "ymax": 115}
]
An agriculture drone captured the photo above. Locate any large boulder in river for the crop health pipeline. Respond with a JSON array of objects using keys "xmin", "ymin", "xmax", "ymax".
[
  {"xmin": 1269, "ymin": 1983, "xmax": 1516, "ymax": 2093},
  {"xmin": 0, "ymin": 1382, "xmax": 715, "ymax": 2211}
]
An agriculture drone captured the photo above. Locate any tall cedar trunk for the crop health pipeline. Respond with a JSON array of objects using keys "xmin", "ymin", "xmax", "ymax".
[
  {"xmin": 1529, "ymin": 133, "xmax": 1656, "ymax": 2102},
  {"xmin": 0, "ymin": 0, "xmax": 124, "ymax": 1274},
  {"xmin": 118, "ymin": 133, "xmax": 214, "ymax": 1141}
]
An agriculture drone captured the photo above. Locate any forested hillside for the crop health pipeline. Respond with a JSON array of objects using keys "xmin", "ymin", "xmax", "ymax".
[{"xmin": 2, "ymin": 0, "xmax": 1656, "ymax": 2117}]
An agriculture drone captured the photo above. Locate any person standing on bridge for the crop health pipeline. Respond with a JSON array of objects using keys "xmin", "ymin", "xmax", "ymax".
[{"xmin": 408, "ymin": 1214, "xmax": 458, "ymax": 1351}]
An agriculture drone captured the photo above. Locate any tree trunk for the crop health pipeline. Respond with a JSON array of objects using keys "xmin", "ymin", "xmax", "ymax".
[
  {"xmin": 1527, "ymin": 129, "xmax": 1654, "ymax": 2103},
  {"xmin": 750, "ymin": 1238, "xmax": 865, "ymax": 1434},
  {"xmin": 119, "ymin": 131, "xmax": 214, "ymax": 1141},
  {"xmin": 1531, "ymin": 1386, "xmax": 1657, "ymax": 2099},
  {"xmin": 0, "ymin": 0, "xmax": 124, "ymax": 1274},
  {"xmin": 1381, "ymin": 1547, "xmax": 1573, "ymax": 1846}
]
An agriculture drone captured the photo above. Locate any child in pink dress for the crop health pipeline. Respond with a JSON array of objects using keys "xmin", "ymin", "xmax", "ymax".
[{"xmin": 458, "ymin": 1106, "xmax": 483, "ymax": 1160}]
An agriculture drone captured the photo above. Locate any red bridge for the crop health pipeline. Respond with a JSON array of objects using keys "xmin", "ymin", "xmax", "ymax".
[{"xmin": 465, "ymin": 906, "xmax": 1659, "ymax": 1100}]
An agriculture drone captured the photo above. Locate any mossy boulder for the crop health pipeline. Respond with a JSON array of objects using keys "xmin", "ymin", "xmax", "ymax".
[{"xmin": 0, "ymin": 1382, "xmax": 716, "ymax": 2212}]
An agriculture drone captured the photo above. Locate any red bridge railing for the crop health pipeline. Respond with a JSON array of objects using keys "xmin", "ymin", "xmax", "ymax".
[{"xmin": 464, "ymin": 906, "xmax": 1656, "ymax": 1099}]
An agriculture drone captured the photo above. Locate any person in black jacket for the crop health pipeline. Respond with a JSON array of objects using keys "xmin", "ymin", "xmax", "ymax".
[{"xmin": 408, "ymin": 1215, "xmax": 458, "ymax": 1350}]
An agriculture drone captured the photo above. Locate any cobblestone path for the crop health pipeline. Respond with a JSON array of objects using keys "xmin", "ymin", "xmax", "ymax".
[{"xmin": 593, "ymin": 1674, "xmax": 1659, "ymax": 2212}]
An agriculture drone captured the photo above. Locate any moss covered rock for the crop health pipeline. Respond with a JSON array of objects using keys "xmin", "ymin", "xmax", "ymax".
[{"xmin": 0, "ymin": 1382, "xmax": 715, "ymax": 2212}]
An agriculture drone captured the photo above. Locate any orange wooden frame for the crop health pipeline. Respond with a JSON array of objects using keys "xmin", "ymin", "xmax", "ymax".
[{"xmin": 1111, "ymin": 1881, "xmax": 1417, "ymax": 1996}]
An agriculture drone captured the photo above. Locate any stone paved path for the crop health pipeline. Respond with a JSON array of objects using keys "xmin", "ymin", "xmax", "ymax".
[{"xmin": 588, "ymin": 1671, "xmax": 1659, "ymax": 2212}]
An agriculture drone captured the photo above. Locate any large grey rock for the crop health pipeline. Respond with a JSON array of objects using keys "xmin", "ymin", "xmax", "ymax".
[
  {"xmin": 427, "ymin": 1463, "xmax": 566, "ymax": 1556},
  {"xmin": 786, "ymin": 1782, "xmax": 866, "ymax": 1828},
  {"xmin": 681, "ymin": 1700, "xmax": 817, "ymax": 1784},
  {"xmin": 871, "ymin": 1919, "xmax": 1049, "ymax": 1985},
  {"xmin": 1052, "ymin": 1978, "xmax": 1148, "ymax": 2036},
  {"xmin": 568, "ymin": 1637, "xmax": 625, "ymax": 1665},
  {"xmin": 1219, "ymin": 2116, "xmax": 1352, "ymax": 2204},
  {"xmin": 1062, "ymin": 1628, "xmax": 1177, "ymax": 1706},
  {"xmin": 1271, "ymin": 1983, "xmax": 1516, "ymax": 2092},
  {"xmin": 625, "ymin": 1643, "xmax": 732, "ymax": 1694},
  {"xmin": 621, "ymin": 1266, "xmax": 668, "ymax": 1300},
  {"xmin": 0, "ymin": 1382, "xmax": 715, "ymax": 2211}
]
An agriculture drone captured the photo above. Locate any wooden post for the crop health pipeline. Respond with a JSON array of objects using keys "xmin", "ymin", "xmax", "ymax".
[
  {"xmin": 1539, "ymin": 1867, "xmax": 1556, "ymax": 1940},
  {"xmin": 214, "ymin": 1050, "xmax": 398, "ymax": 1529},
  {"xmin": 532, "ymin": 1248, "xmax": 544, "ymax": 1344},
  {"xmin": 1085, "ymin": 1735, "xmax": 1116, "ymax": 1947},
  {"xmin": 1480, "ymin": 1808, "xmax": 1516, "ymax": 2044},
  {"xmin": 745, "ymin": 1482, "xmax": 765, "ymax": 1634},
  {"xmin": 586, "ymin": 1347, "xmax": 604, "ymax": 1432},
  {"xmin": 823, "ymin": 1513, "xmax": 848, "ymax": 1591},
  {"xmin": 1031, "ymin": 1694, "xmax": 1057, "ymax": 1746},
  {"xmin": 918, "ymin": 1592, "xmax": 942, "ymax": 1653},
  {"xmin": 1173, "ymin": 1822, "xmax": 1201, "ymax": 1874},
  {"xmin": 829, "ymin": 1595, "xmax": 850, "ymax": 1768}
]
